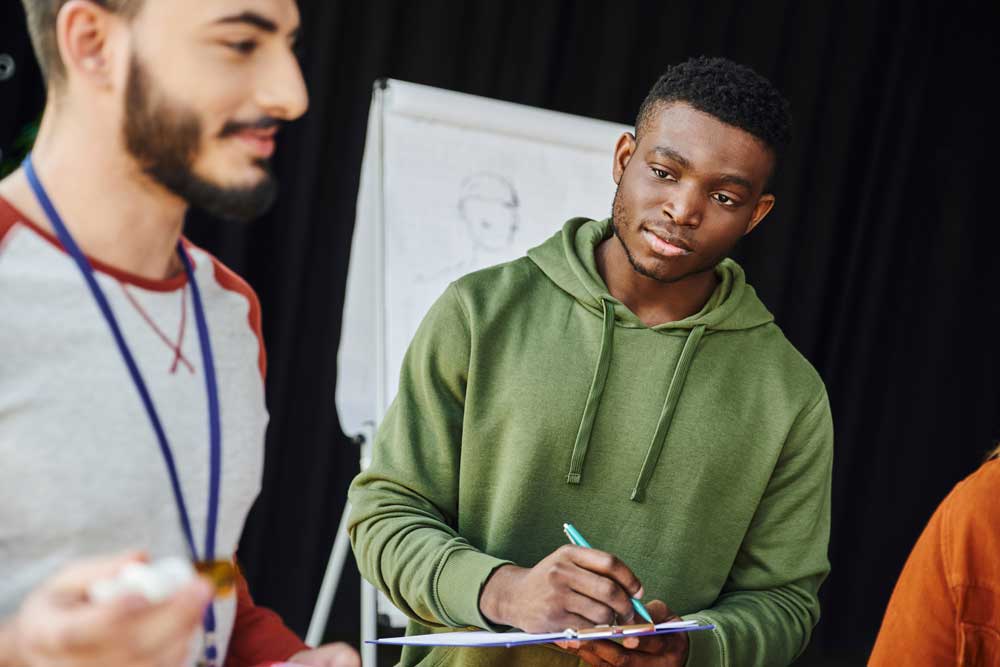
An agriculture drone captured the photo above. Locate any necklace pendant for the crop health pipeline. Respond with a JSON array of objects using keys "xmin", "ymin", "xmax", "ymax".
[{"xmin": 194, "ymin": 559, "xmax": 237, "ymax": 596}]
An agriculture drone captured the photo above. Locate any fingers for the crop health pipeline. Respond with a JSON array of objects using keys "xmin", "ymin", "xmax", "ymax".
[
  {"xmin": 620, "ymin": 601, "xmax": 687, "ymax": 655},
  {"xmin": 328, "ymin": 642, "xmax": 363, "ymax": 667},
  {"xmin": 560, "ymin": 634, "xmax": 687, "ymax": 666},
  {"xmin": 41, "ymin": 593, "xmax": 150, "ymax": 653},
  {"xmin": 332, "ymin": 648, "xmax": 362, "ymax": 667},
  {"xmin": 644, "ymin": 599, "xmax": 673, "ymax": 623},
  {"xmin": 12, "ymin": 554, "xmax": 213, "ymax": 667},
  {"xmin": 563, "ymin": 546, "xmax": 644, "ymax": 599},
  {"xmin": 505, "ymin": 546, "xmax": 647, "ymax": 634},
  {"xmin": 120, "ymin": 577, "xmax": 214, "ymax": 658},
  {"xmin": 565, "ymin": 564, "xmax": 637, "ymax": 622},
  {"xmin": 38, "ymin": 576, "xmax": 211, "ymax": 664},
  {"xmin": 577, "ymin": 642, "xmax": 622, "ymax": 667},
  {"xmin": 621, "ymin": 632, "xmax": 672, "ymax": 654},
  {"xmin": 555, "ymin": 639, "xmax": 611, "ymax": 667},
  {"xmin": 620, "ymin": 632, "xmax": 688, "ymax": 662},
  {"xmin": 591, "ymin": 638, "xmax": 682, "ymax": 667},
  {"xmin": 555, "ymin": 545, "xmax": 642, "ymax": 624},
  {"xmin": 151, "ymin": 637, "xmax": 196, "ymax": 667},
  {"xmin": 559, "ymin": 609, "xmax": 607, "ymax": 632}
]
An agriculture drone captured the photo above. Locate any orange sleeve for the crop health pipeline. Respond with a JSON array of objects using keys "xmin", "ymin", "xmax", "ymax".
[
  {"xmin": 869, "ymin": 496, "xmax": 956, "ymax": 666},
  {"xmin": 871, "ymin": 459, "xmax": 1000, "ymax": 666},
  {"xmin": 223, "ymin": 564, "xmax": 309, "ymax": 667}
]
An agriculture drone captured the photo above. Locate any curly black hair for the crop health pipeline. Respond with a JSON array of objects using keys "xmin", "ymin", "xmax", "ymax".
[{"xmin": 636, "ymin": 56, "xmax": 791, "ymax": 164}]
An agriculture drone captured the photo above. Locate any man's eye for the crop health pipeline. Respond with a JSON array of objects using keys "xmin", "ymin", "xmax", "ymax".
[
  {"xmin": 713, "ymin": 193, "xmax": 736, "ymax": 206},
  {"xmin": 651, "ymin": 167, "xmax": 673, "ymax": 180},
  {"xmin": 226, "ymin": 40, "xmax": 258, "ymax": 54}
]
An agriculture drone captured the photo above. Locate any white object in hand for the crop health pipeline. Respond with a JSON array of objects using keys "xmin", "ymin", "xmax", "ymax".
[{"xmin": 88, "ymin": 557, "xmax": 196, "ymax": 604}]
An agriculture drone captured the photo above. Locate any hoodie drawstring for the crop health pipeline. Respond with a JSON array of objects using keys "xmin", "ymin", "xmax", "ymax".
[
  {"xmin": 566, "ymin": 298, "xmax": 616, "ymax": 484},
  {"xmin": 564, "ymin": 302, "xmax": 706, "ymax": 501},
  {"xmin": 630, "ymin": 324, "xmax": 706, "ymax": 502}
]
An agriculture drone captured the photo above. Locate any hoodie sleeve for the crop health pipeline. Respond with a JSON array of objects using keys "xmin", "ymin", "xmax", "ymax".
[
  {"xmin": 347, "ymin": 284, "xmax": 513, "ymax": 630},
  {"xmin": 682, "ymin": 389, "xmax": 833, "ymax": 667}
]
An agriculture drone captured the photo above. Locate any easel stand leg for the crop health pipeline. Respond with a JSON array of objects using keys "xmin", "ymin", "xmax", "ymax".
[
  {"xmin": 361, "ymin": 579, "xmax": 378, "ymax": 666},
  {"xmin": 306, "ymin": 501, "xmax": 354, "ymax": 647}
]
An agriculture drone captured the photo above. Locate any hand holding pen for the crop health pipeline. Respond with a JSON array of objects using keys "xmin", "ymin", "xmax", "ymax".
[
  {"xmin": 478, "ymin": 524, "xmax": 648, "ymax": 633},
  {"xmin": 563, "ymin": 523, "xmax": 654, "ymax": 624},
  {"xmin": 557, "ymin": 525, "xmax": 689, "ymax": 666}
]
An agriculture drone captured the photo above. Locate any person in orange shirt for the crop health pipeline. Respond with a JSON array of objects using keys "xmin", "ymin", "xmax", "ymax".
[{"xmin": 870, "ymin": 445, "xmax": 1000, "ymax": 666}]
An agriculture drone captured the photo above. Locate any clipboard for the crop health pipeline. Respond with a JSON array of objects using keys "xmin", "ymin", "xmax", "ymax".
[{"xmin": 367, "ymin": 619, "xmax": 714, "ymax": 648}]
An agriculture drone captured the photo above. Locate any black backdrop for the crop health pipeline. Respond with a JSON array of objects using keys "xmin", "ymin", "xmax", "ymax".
[{"xmin": 2, "ymin": 1, "xmax": 999, "ymax": 664}]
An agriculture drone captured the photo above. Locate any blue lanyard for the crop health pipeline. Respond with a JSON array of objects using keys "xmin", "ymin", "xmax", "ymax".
[{"xmin": 23, "ymin": 155, "xmax": 222, "ymax": 664}]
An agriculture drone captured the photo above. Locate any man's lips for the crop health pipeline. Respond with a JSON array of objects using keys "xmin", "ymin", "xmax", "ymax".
[
  {"xmin": 234, "ymin": 127, "xmax": 277, "ymax": 158},
  {"xmin": 641, "ymin": 228, "xmax": 693, "ymax": 257}
]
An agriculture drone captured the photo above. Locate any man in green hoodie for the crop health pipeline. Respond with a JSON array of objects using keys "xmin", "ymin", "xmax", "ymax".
[{"xmin": 348, "ymin": 56, "xmax": 833, "ymax": 667}]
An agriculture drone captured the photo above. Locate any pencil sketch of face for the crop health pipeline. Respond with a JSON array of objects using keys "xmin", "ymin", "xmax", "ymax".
[{"xmin": 457, "ymin": 173, "xmax": 520, "ymax": 252}]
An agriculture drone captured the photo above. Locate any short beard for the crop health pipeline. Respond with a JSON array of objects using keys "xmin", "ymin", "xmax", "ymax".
[
  {"xmin": 610, "ymin": 182, "xmax": 683, "ymax": 284},
  {"xmin": 123, "ymin": 54, "xmax": 277, "ymax": 222}
]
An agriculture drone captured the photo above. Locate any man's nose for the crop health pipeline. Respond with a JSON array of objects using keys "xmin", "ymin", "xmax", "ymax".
[
  {"xmin": 256, "ymin": 48, "xmax": 309, "ymax": 122},
  {"xmin": 661, "ymin": 184, "xmax": 703, "ymax": 227}
]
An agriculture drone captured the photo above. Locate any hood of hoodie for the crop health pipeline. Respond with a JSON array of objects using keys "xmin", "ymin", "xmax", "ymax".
[{"xmin": 526, "ymin": 217, "xmax": 775, "ymax": 333}]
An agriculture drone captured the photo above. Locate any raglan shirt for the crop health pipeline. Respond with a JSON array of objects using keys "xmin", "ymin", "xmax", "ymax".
[{"xmin": 0, "ymin": 197, "xmax": 307, "ymax": 666}]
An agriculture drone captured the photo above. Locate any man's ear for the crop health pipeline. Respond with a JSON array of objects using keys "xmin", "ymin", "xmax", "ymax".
[
  {"xmin": 744, "ymin": 193, "xmax": 775, "ymax": 235},
  {"xmin": 612, "ymin": 132, "xmax": 637, "ymax": 185},
  {"xmin": 55, "ymin": 0, "xmax": 118, "ymax": 90}
]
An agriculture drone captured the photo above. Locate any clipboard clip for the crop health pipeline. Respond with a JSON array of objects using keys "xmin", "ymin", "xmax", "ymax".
[{"xmin": 565, "ymin": 622, "xmax": 657, "ymax": 639}]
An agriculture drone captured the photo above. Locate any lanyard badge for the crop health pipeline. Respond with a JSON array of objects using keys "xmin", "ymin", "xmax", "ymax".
[{"xmin": 23, "ymin": 155, "xmax": 233, "ymax": 667}]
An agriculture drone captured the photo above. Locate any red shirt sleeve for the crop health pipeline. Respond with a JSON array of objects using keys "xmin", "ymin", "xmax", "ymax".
[{"xmin": 224, "ymin": 563, "xmax": 309, "ymax": 667}]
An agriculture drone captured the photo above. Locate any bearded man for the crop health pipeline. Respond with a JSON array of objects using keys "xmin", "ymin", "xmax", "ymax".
[{"xmin": 0, "ymin": 1, "xmax": 357, "ymax": 666}]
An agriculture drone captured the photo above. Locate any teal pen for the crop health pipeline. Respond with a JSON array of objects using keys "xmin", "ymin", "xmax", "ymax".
[{"xmin": 562, "ymin": 522, "xmax": 654, "ymax": 625}]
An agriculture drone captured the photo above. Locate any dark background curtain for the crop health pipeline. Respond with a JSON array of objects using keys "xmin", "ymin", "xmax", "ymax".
[{"xmin": 3, "ymin": 1, "xmax": 998, "ymax": 664}]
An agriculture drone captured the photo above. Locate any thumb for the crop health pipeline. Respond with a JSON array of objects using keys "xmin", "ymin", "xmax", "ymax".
[{"xmin": 645, "ymin": 599, "xmax": 674, "ymax": 623}]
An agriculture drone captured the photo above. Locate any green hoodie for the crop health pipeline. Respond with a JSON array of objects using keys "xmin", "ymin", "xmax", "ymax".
[{"xmin": 349, "ymin": 218, "xmax": 833, "ymax": 667}]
